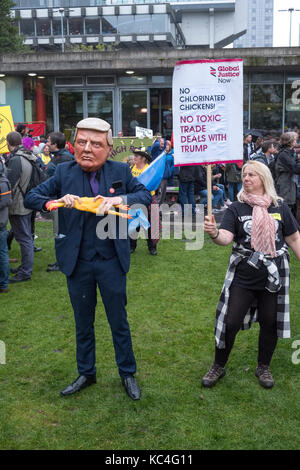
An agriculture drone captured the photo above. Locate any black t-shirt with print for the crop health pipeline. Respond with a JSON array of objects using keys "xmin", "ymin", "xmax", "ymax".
[{"xmin": 219, "ymin": 200, "xmax": 299, "ymax": 289}]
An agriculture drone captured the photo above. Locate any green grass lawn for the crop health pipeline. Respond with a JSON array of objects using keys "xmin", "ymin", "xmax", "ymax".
[{"xmin": 0, "ymin": 220, "xmax": 300, "ymax": 450}]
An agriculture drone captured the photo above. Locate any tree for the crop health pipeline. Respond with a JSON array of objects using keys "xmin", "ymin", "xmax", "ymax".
[{"xmin": 0, "ymin": 0, "xmax": 25, "ymax": 53}]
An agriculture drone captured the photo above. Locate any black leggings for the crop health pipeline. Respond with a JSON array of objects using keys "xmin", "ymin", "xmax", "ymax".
[{"xmin": 215, "ymin": 285, "xmax": 278, "ymax": 367}]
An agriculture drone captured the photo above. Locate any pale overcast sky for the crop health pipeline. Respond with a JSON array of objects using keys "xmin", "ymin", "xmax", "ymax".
[{"xmin": 273, "ymin": 0, "xmax": 300, "ymax": 46}]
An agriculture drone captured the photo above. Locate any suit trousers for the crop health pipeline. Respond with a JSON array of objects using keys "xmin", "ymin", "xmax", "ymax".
[
  {"xmin": 9, "ymin": 213, "xmax": 34, "ymax": 278},
  {"xmin": 67, "ymin": 255, "xmax": 137, "ymax": 378},
  {"xmin": 0, "ymin": 227, "xmax": 9, "ymax": 289}
]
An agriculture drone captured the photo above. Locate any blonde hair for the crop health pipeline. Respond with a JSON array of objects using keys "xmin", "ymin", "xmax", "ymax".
[{"xmin": 237, "ymin": 160, "xmax": 282, "ymax": 207}]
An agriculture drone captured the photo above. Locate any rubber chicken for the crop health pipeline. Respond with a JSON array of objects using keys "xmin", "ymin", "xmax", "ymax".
[{"xmin": 46, "ymin": 197, "xmax": 132, "ymax": 219}]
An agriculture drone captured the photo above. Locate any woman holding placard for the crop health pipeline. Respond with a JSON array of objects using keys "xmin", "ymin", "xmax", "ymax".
[{"xmin": 202, "ymin": 160, "xmax": 300, "ymax": 389}]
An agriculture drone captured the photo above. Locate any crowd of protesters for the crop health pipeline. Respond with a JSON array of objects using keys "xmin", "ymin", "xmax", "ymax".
[
  {"xmin": 1, "ymin": 121, "xmax": 300, "ymax": 397},
  {"xmin": 0, "ymin": 126, "xmax": 74, "ymax": 290},
  {"xmin": 133, "ymin": 129, "xmax": 300, "ymax": 221},
  {"xmin": 172, "ymin": 129, "xmax": 300, "ymax": 221},
  {"xmin": 1, "ymin": 124, "xmax": 300, "ymax": 293}
]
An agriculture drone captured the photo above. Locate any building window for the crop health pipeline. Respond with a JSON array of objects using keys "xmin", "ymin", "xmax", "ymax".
[
  {"xmin": 150, "ymin": 88, "xmax": 172, "ymax": 138},
  {"xmin": 87, "ymin": 91, "xmax": 113, "ymax": 131},
  {"xmin": 52, "ymin": 19, "xmax": 67, "ymax": 36},
  {"xmin": 118, "ymin": 76, "xmax": 147, "ymax": 85},
  {"xmin": 86, "ymin": 76, "xmax": 114, "ymax": 85},
  {"xmin": 251, "ymin": 73, "xmax": 283, "ymax": 84},
  {"xmin": 251, "ymin": 84, "xmax": 283, "ymax": 133},
  {"xmin": 102, "ymin": 16, "xmax": 117, "ymax": 35},
  {"xmin": 151, "ymin": 76, "xmax": 172, "ymax": 85},
  {"xmin": 69, "ymin": 18, "xmax": 84, "ymax": 35},
  {"xmin": 20, "ymin": 19, "xmax": 35, "ymax": 37},
  {"xmin": 121, "ymin": 90, "xmax": 148, "ymax": 137},
  {"xmin": 134, "ymin": 15, "xmax": 153, "ymax": 34},
  {"xmin": 55, "ymin": 76, "xmax": 83, "ymax": 86},
  {"xmin": 58, "ymin": 91, "xmax": 83, "ymax": 133},
  {"xmin": 117, "ymin": 15, "xmax": 134, "ymax": 34},
  {"xmin": 285, "ymin": 83, "xmax": 300, "ymax": 133},
  {"xmin": 85, "ymin": 18, "xmax": 100, "ymax": 35},
  {"xmin": 36, "ymin": 19, "xmax": 51, "ymax": 36},
  {"xmin": 152, "ymin": 14, "xmax": 168, "ymax": 33}
]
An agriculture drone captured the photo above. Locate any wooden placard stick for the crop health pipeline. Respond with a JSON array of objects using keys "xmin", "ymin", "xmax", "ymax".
[{"xmin": 206, "ymin": 164, "xmax": 212, "ymax": 221}]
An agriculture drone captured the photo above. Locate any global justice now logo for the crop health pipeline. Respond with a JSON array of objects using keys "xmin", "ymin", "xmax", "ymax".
[
  {"xmin": 210, "ymin": 65, "xmax": 241, "ymax": 83},
  {"xmin": 210, "ymin": 67, "xmax": 217, "ymax": 77}
]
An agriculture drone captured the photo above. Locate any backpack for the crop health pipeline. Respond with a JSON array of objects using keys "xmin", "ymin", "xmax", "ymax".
[
  {"xmin": 0, "ymin": 160, "xmax": 12, "ymax": 211},
  {"xmin": 18, "ymin": 155, "xmax": 48, "ymax": 197}
]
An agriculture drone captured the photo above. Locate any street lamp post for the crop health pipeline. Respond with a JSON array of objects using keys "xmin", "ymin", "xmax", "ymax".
[
  {"xmin": 58, "ymin": 8, "xmax": 65, "ymax": 53},
  {"xmin": 278, "ymin": 7, "xmax": 300, "ymax": 47}
]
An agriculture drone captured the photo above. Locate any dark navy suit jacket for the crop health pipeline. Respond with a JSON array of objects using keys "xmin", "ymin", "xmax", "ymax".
[{"xmin": 24, "ymin": 160, "xmax": 152, "ymax": 276}]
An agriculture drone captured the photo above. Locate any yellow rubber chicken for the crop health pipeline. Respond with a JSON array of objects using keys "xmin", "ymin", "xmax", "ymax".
[{"xmin": 46, "ymin": 197, "xmax": 132, "ymax": 219}]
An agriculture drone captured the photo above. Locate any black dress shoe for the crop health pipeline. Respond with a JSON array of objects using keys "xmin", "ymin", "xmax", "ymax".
[
  {"xmin": 60, "ymin": 375, "xmax": 97, "ymax": 397},
  {"xmin": 149, "ymin": 248, "xmax": 157, "ymax": 256},
  {"xmin": 0, "ymin": 288, "xmax": 8, "ymax": 293},
  {"xmin": 46, "ymin": 263, "xmax": 60, "ymax": 272},
  {"xmin": 9, "ymin": 274, "xmax": 31, "ymax": 283},
  {"xmin": 34, "ymin": 245, "xmax": 43, "ymax": 252},
  {"xmin": 122, "ymin": 376, "xmax": 141, "ymax": 401},
  {"xmin": 10, "ymin": 266, "xmax": 20, "ymax": 274}
]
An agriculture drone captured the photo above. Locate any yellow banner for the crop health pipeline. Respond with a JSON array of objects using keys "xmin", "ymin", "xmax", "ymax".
[
  {"xmin": 0, "ymin": 106, "xmax": 15, "ymax": 154},
  {"xmin": 109, "ymin": 137, "xmax": 153, "ymax": 162}
]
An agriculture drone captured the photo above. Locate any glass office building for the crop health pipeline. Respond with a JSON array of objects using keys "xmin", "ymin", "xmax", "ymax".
[
  {"xmin": 6, "ymin": 0, "xmax": 248, "ymax": 136},
  {"xmin": 11, "ymin": 1, "xmax": 245, "ymax": 51},
  {"xmin": 12, "ymin": 67, "xmax": 300, "ymax": 139},
  {"xmin": 234, "ymin": 0, "xmax": 274, "ymax": 48},
  {"xmin": 4, "ymin": 1, "xmax": 300, "ymax": 139},
  {"xmin": 11, "ymin": 1, "xmax": 192, "ymax": 51}
]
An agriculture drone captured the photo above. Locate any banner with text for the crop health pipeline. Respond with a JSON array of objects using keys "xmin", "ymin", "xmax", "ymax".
[
  {"xmin": 135, "ymin": 126, "xmax": 153, "ymax": 139},
  {"xmin": 0, "ymin": 106, "xmax": 15, "ymax": 154},
  {"xmin": 109, "ymin": 137, "xmax": 153, "ymax": 162},
  {"xmin": 172, "ymin": 59, "xmax": 243, "ymax": 166}
]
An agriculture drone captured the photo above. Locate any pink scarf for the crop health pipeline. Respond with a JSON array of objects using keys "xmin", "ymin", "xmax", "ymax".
[{"xmin": 241, "ymin": 191, "xmax": 277, "ymax": 258}]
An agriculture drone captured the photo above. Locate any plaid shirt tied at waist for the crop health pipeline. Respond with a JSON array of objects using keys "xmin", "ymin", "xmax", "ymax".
[{"xmin": 215, "ymin": 242, "xmax": 291, "ymax": 349}]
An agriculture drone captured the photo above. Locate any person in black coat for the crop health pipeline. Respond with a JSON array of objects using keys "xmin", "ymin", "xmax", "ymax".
[
  {"xmin": 46, "ymin": 132, "xmax": 74, "ymax": 177},
  {"xmin": 275, "ymin": 132, "xmax": 300, "ymax": 213}
]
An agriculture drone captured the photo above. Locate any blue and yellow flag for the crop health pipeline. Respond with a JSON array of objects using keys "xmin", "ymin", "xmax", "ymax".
[{"xmin": 137, "ymin": 151, "xmax": 166, "ymax": 191}]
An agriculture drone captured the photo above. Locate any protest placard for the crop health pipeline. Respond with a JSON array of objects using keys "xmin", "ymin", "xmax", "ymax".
[
  {"xmin": 172, "ymin": 59, "xmax": 243, "ymax": 166},
  {"xmin": 135, "ymin": 127, "xmax": 153, "ymax": 139},
  {"xmin": 0, "ymin": 106, "xmax": 15, "ymax": 154},
  {"xmin": 172, "ymin": 59, "xmax": 243, "ymax": 217}
]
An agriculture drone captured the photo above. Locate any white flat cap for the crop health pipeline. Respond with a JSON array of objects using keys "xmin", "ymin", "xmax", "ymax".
[
  {"xmin": 76, "ymin": 117, "xmax": 111, "ymax": 132},
  {"xmin": 75, "ymin": 118, "xmax": 113, "ymax": 145}
]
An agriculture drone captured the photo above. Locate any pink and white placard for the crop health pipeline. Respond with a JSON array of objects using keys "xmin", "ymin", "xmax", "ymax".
[{"xmin": 172, "ymin": 59, "xmax": 243, "ymax": 166}]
